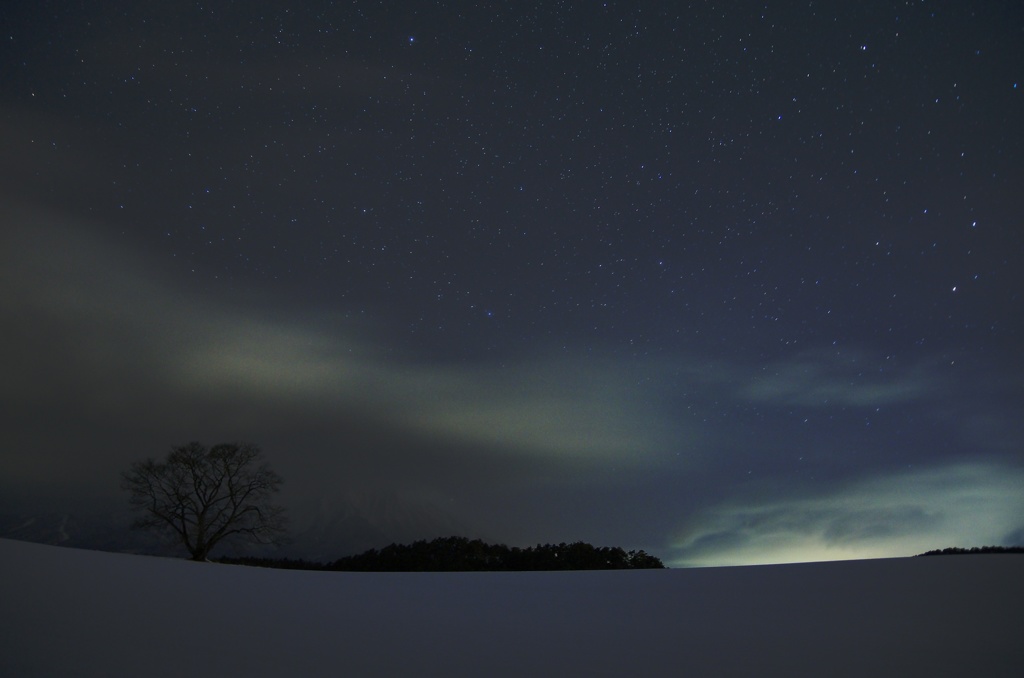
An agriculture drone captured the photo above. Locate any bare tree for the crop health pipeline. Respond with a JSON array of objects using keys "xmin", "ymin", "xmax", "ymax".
[{"xmin": 121, "ymin": 442, "xmax": 287, "ymax": 560}]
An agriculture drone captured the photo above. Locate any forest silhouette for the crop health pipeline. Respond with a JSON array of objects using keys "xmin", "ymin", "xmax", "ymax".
[{"xmin": 218, "ymin": 535, "xmax": 665, "ymax": 571}]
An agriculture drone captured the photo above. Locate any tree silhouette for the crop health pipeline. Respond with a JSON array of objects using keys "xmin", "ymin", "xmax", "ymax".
[
  {"xmin": 121, "ymin": 442, "xmax": 287, "ymax": 560},
  {"xmin": 326, "ymin": 536, "xmax": 666, "ymax": 571}
]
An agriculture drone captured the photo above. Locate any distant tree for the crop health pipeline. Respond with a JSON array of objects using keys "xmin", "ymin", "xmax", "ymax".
[
  {"xmin": 121, "ymin": 442, "xmax": 287, "ymax": 561},
  {"xmin": 917, "ymin": 545, "xmax": 1024, "ymax": 556}
]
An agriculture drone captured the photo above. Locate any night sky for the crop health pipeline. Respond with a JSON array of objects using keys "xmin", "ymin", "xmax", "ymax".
[{"xmin": 2, "ymin": 1, "xmax": 1022, "ymax": 566}]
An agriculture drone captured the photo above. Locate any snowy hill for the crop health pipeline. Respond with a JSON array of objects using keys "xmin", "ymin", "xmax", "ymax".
[{"xmin": 2, "ymin": 538, "xmax": 1021, "ymax": 677}]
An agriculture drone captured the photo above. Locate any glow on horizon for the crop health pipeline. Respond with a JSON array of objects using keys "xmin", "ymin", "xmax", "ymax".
[{"xmin": 670, "ymin": 461, "xmax": 1024, "ymax": 568}]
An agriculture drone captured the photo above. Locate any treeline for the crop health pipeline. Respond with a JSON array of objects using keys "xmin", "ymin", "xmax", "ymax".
[
  {"xmin": 917, "ymin": 545, "xmax": 1024, "ymax": 556},
  {"xmin": 218, "ymin": 536, "xmax": 665, "ymax": 571}
]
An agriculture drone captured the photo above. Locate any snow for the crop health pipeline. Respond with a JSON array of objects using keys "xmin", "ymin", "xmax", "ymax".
[{"xmin": 1, "ymin": 538, "xmax": 1021, "ymax": 677}]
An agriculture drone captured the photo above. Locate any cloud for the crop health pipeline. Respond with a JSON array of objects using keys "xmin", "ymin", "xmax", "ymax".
[
  {"xmin": 670, "ymin": 462, "xmax": 1024, "ymax": 566},
  {"xmin": 404, "ymin": 359, "xmax": 685, "ymax": 463},
  {"xmin": 0, "ymin": 206, "xmax": 688, "ymax": 490},
  {"xmin": 739, "ymin": 349, "xmax": 939, "ymax": 408},
  {"xmin": 177, "ymin": 322, "xmax": 687, "ymax": 465}
]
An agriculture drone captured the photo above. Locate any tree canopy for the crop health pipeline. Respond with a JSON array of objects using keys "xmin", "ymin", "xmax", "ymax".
[{"xmin": 121, "ymin": 442, "xmax": 287, "ymax": 560}]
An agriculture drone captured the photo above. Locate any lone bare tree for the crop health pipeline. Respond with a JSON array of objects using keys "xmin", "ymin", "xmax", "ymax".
[{"xmin": 121, "ymin": 442, "xmax": 287, "ymax": 560}]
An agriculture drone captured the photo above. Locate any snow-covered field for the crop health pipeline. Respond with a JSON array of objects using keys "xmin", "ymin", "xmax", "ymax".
[{"xmin": 2, "ymin": 538, "xmax": 1020, "ymax": 677}]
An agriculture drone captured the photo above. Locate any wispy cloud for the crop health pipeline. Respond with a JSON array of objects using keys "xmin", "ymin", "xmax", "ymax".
[
  {"xmin": 738, "ymin": 349, "xmax": 940, "ymax": 408},
  {"xmin": 179, "ymin": 325, "xmax": 687, "ymax": 464},
  {"xmin": 0, "ymin": 208, "xmax": 686, "ymax": 474}
]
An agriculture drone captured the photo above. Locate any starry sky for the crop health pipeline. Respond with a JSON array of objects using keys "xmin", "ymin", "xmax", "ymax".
[{"xmin": 1, "ymin": 1, "xmax": 1022, "ymax": 566}]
